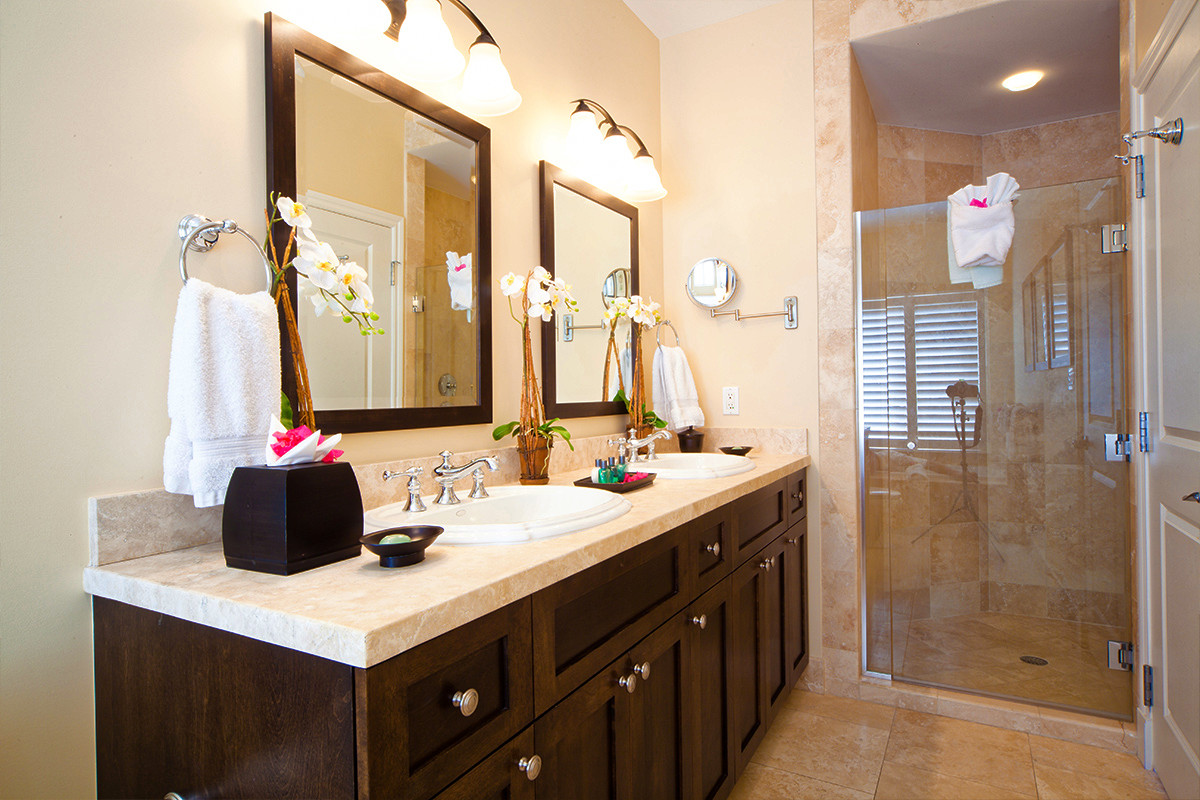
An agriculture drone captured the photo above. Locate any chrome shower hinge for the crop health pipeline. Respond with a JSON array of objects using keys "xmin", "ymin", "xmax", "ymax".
[
  {"xmin": 1108, "ymin": 640, "xmax": 1133, "ymax": 671},
  {"xmin": 1100, "ymin": 224, "xmax": 1127, "ymax": 253}
]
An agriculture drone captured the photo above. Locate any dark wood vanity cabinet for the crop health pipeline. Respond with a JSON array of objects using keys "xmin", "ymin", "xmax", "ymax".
[{"xmin": 94, "ymin": 468, "xmax": 807, "ymax": 800}]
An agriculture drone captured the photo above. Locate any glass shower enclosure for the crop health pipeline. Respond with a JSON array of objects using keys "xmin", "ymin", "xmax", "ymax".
[{"xmin": 857, "ymin": 177, "xmax": 1132, "ymax": 719}]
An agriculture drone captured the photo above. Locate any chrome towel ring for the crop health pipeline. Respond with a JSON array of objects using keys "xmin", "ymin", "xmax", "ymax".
[
  {"xmin": 177, "ymin": 214, "xmax": 275, "ymax": 291},
  {"xmin": 656, "ymin": 319, "xmax": 680, "ymax": 346}
]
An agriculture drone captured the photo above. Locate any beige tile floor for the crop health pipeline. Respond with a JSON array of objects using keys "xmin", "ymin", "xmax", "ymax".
[
  {"xmin": 730, "ymin": 691, "xmax": 1168, "ymax": 800},
  {"xmin": 890, "ymin": 612, "xmax": 1133, "ymax": 718}
]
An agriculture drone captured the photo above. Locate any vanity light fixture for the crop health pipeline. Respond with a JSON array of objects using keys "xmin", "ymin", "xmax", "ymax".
[
  {"xmin": 565, "ymin": 99, "xmax": 667, "ymax": 203},
  {"xmin": 1001, "ymin": 69, "xmax": 1044, "ymax": 92},
  {"xmin": 382, "ymin": 0, "xmax": 521, "ymax": 116}
]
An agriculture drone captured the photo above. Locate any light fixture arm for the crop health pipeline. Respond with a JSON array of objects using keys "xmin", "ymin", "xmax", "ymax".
[
  {"xmin": 383, "ymin": 0, "xmax": 499, "ymax": 47},
  {"xmin": 573, "ymin": 98, "xmax": 620, "ymax": 132},
  {"xmin": 616, "ymin": 124, "xmax": 653, "ymax": 158}
]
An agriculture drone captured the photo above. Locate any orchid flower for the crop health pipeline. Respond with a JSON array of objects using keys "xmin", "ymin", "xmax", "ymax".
[
  {"xmin": 275, "ymin": 195, "xmax": 312, "ymax": 229},
  {"xmin": 499, "ymin": 272, "xmax": 526, "ymax": 296},
  {"xmin": 294, "ymin": 239, "xmax": 341, "ymax": 292}
]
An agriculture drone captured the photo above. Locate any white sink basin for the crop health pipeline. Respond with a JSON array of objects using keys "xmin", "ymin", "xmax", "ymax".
[
  {"xmin": 364, "ymin": 485, "xmax": 632, "ymax": 545},
  {"xmin": 635, "ymin": 452, "xmax": 755, "ymax": 479}
]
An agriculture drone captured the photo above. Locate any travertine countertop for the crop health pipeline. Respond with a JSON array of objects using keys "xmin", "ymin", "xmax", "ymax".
[{"xmin": 84, "ymin": 454, "xmax": 808, "ymax": 668}]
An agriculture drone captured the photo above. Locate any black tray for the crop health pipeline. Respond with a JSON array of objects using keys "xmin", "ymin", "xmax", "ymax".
[{"xmin": 574, "ymin": 473, "xmax": 657, "ymax": 493}]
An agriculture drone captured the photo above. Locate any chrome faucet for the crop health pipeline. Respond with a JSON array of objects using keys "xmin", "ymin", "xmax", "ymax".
[
  {"xmin": 382, "ymin": 466, "xmax": 426, "ymax": 513},
  {"xmin": 606, "ymin": 434, "xmax": 629, "ymax": 462},
  {"xmin": 433, "ymin": 451, "xmax": 499, "ymax": 504},
  {"xmin": 624, "ymin": 428, "xmax": 671, "ymax": 462}
]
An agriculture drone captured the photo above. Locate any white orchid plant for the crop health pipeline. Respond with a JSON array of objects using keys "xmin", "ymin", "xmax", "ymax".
[
  {"xmin": 492, "ymin": 267, "xmax": 579, "ymax": 451},
  {"xmin": 267, "ymin": 193, "xmax": 383, "ymax": 336},
  {"xmin": 603, "ymin": 294, "xmax": 667, "ymax": 430}
]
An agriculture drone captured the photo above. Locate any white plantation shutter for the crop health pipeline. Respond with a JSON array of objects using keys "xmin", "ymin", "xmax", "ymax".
[{"xmin": 861, "ymin": 292, "xmax": 981, "ymax": 450}]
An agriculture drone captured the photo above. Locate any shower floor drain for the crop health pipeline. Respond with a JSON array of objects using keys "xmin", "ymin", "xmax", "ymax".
[{"xmin": 1020, "ymin": 655, "xmax": 1049, "ymax": 666}]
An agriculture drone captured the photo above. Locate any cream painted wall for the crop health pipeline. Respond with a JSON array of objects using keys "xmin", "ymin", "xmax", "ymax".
[
  {"xmin": 660, "ymin": 3, "xmax": 821, "ymax": 653},
  {"xmin": 0, "ymin": 0, "xmax": 660, "ymax": 795}
]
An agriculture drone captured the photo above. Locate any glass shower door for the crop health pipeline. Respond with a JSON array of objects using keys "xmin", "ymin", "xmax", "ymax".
[{"xmin": 859, "ymin": 177, "xmax": 1133, "ymax": 718}]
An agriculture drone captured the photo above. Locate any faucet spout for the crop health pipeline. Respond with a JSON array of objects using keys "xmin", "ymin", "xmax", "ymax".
[
  {"xmin": 433, "ymin": 451, "xmax": 499, "ymax": 504},
  {"xmin": 625, "ymin": 428, "xmax": 672, "ymax": 462}
]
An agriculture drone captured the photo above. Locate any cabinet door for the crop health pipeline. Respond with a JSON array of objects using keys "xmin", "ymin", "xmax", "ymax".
[
  {"xmin": 730, "ymin": 480, "xmax": 787, "ymax": 566},
  {"xmin": 783, "ymin": 521, "xmax": 809, "ymax": 686},
  {"xmin": 434, "ymin": 729, "xmax": 538, "ymax": 800},
  {"xmin": 687, "ymin": 582, "xmax": 735, "ymax": 800},
  {"xmin": 785, "ymin": 469, "xmax": 806, "ymax": 525},
  {"xmin": 728, "ymin": 551, "xmax": 767, "ymax": 775},
  {"xmin": 627, "ymin": 612, "xmax": 692, "ymax": 800},
  {"xmin": 534, "ymin": 659, "xmax": 633, "ymax": 800},
  {"xmin": 685, "ymin": 505, "xmax": 732, "ymax": 596},
  {"xmin": 760, "ymin": 535, "xmax": 791, "ymax": 722}
]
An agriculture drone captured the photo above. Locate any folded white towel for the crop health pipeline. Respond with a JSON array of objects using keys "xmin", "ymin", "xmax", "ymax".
[
  {"xmin": 163, "ymin": 278, "xmax": 281, "ymax": 508},
  {"xmin": 947, "ymin": 172, "xmax": 1019, "ymax": 289},
  {"xmin": 446, "ymin": 251, "xmax": 473, "ymax": 313},
  {"xmin": 652, "ymin": 345, "xmax": 705, "ymax": 431}
]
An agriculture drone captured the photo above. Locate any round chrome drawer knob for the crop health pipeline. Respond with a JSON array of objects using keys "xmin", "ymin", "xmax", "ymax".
[
  {"xmin": 705, "ymin": 541, "xmax": 721, "ymax": 557},
  {"xmin": 165, "ymin": 794, "xmax": 186, "ymax": 800},
  {"xmin": 618, "ymin": 673, "xmax": 638, "ymax": 693},
  {"xmin": 518, "ymin": 754, "xmax": 542, "ymax": 781},
  {"xmin": 451, "ymin": 688, "xmax": 479, "ymax": 717},
  {"xmin": 691, "ymin": 614, "xmax": 707, "ymax": 630},
  {"xmin": 633, "ymin": 661, "xmax": 651, "ymax": 681},
  {"xmin": 792, "ymin": 491, "xmax": 803, "ymax": 502},
  {"xmin": 787, "ymin": 537, "xmax": 800, "ymax": 546}
]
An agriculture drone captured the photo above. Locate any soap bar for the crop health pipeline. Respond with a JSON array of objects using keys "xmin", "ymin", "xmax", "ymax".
[{"xmin": 379, "ymin": 533, "xmax": 412, "ymax": 545}]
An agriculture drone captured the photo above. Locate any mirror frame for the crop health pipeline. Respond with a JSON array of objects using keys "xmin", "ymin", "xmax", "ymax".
[
  {"xmin": 265, "ymin": 13, "xmax": 492, "ymax": 433},
  {"xmin": 538, "ymin": 161, "xmax": 639, "ymax": 420},
  {"xmin": 686, "ymin": 257, "xmax": 738, "ymax": 309}
]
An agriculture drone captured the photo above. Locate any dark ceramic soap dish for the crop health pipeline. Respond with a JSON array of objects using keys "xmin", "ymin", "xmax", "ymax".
[
  {"xmin": 361, "ymin": 526, "xmax": 443, "ymax": 568},
  {"xmin": 719, "ymin": 446, "xmax": 754, "ymax": 456}
]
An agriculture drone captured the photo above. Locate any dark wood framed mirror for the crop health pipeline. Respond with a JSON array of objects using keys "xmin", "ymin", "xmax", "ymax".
[
  {"xmin": 538, "ymin": 161, "xmax": 639, "ymax": 420},
  {"xmin": 266, "ymin": 13, "xmax": 492, "ymax": 433}
]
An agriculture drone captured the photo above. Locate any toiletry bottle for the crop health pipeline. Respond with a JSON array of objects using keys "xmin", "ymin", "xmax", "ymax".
[
  {"xmin": 592, "ymin": 459, "xmax": 603, "ymax": 484},
  {"xmin": 617, "ymin": 455, "xmax": 627, "ymax": 482}
]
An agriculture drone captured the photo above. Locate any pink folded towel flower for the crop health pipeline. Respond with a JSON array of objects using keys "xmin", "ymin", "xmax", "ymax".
[{"xmin": 969, "ymin": 198, "xmax": 989, "ymax": 208}]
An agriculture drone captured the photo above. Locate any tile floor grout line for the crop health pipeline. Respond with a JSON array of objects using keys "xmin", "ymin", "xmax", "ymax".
[{"xmin": 871, "ymin": 712, "xmax": 898, "ymax": 799}]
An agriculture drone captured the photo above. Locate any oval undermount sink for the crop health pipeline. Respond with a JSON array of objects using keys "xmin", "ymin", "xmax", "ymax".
[
  {"xmin": 364, "ymin": 485, "xmax": 632, "ymax": 545},
  {"xmin": 635, "ymin": 452, "xmax": 755, "ymax": 479}
]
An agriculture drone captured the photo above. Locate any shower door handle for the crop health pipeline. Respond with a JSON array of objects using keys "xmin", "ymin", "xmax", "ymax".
[{"xmin": 1184, "ymin": 491, "xmax": 1200, "ymax": 503}]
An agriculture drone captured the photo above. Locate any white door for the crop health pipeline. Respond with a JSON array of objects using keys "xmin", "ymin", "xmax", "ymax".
[
  {"xmin": 1134, "ymin": 1, "xmax": 1200, "ymax": 797},
  {"xmin": 299, "ymin": 193, "xmax": 403, "ymax": 409}
]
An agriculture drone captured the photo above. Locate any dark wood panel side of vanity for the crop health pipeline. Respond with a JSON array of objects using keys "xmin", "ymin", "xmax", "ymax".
[{"xmin": 93, "ymin": 597, "xmax": 357, "ymax": 800}]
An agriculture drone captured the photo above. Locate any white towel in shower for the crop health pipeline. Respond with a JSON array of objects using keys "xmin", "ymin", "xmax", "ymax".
[
  {"xmin": 163, "ymin": 278, "xmax": 281, "ymax": 508},
  {"xmin": 947, "ymin": 172, "xmax": 1019, "ymax": 289},
  {"xmin": 652, "ymin": 345, "xmax": 705, "ymax": 431},
  {"xmin": 446, "ymin": 251, "xmax": 473, "ymax": 313}
]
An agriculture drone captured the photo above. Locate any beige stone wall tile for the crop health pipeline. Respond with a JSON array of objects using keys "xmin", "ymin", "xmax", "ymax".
[
  {"xmin": 878, "ymin": 125, "xmax": 925, "ymax": 160},
  {"xmin": 879, "ymin": 156, "xmax": 925, "ymax": 208},
  {"xmin": 1037, "ymin": 707, "xmax": 1132, "ymax": 751},
  {"xmin": 936, "ymin": 693, "xmax": 1040, "ymax": 733},
  {"xmin": 923, "ymin": 161, "xmax": 977, "ymax": 203},
  {"xmin": 789, "ymin": 689, "xmax": 897, "ymax": 730},
  {"xmin": 930, "ymin": 580, "xmax": 981, "ymax": 617},
  {"xmin": 814, "ymin": 0, "xmax": 852, "ymax": 50},
  {"xmin": 983, "ymin": 113, "xmax": 1121, "ymax": 189},
  {"xmin": 924, "ymin": 129, "xmax": 983, "ymax": 166},
  {"xmin": 823, "ymin": 569, "xmax": 861, "ymax": 651},
  {"xmin": 849, "ymin": 0, "xmax": 1001, "ymax": 39},
  {"xmin": 930, "ymin": 522, "xmax": 982, "ymax": 584},
  {"xmin": 89, "ymin": 491, "xmax": 222, "ymax": 567}
]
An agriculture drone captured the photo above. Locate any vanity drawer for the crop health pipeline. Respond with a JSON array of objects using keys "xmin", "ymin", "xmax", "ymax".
[
  {"xmin": 356, "ymin": 598, "xmax": 534, "ymax": 800},
  {"xmin": 730, "ymin": 480, "xmax": 787, "ymax": 567},
  {"xmin": 685, "ymin": 505, "xmax": 733, "ymax": 596},
  {"xmin": 785, "ymin": 469, "xmax": 807, "ymax": 525},
  {"xmin": 532, "ymin": 527, "xmax": 690, "ymax": 714}
]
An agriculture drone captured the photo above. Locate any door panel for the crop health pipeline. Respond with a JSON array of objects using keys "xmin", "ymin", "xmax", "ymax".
[{"xmin": 1135, "ymin": 1, "xmax": 1200, "ymax": 795}]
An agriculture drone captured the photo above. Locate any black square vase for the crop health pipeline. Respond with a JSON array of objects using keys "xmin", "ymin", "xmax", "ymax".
[{"xmin": 222, "ymin": 461, "xmax": 363, "ymax": 575}]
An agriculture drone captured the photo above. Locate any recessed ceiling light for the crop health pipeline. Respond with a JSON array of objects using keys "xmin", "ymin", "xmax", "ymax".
[{"xmin": 1002, "ymin": 70, "xmax": 1044, "ymax": 92}]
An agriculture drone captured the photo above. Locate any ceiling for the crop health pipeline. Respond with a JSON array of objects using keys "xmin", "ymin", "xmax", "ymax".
[
  {"xmin": 620, "ymin": 0, "xmax": 785, "ymax": 39},
  {"xmin": 852, "ymin": 0, "xmax": 1119, "ymax": 135}
]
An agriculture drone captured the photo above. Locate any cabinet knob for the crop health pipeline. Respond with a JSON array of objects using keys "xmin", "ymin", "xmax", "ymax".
[
  {"xmin": 517, "ymin": 754, "xmax": 542, "ymax": 781},
  {"xmin": 164, "ymin": 794, "xmax": 185, "ymax": 800},
  {"xmin": 633, "ymin": 661, "xmax": 651, "ymax": 681},
  {"xmin": 618, "ymin": 673, "xmax": 639, "ymax": 693},
  {"xmin": 691, "ymin": 614, "xmax": 708, "ymax": 630},
  {"xmin": 786, "ymin": 537, "xmax": 800, "ymax": 546},
  {"xmin": 705, "ymin": 541, "xmax": 721, "ymax": 557},
  {"xmin": 758, "ymin": 558, "xmax": 773, "ymax": 571},
  {"xmin": 792, "ymin": 491, "xmax": 803, "ymax": 503},
  {"xmin": 451, "ymin": 688, "xmax": 479, "ymax": 717}
]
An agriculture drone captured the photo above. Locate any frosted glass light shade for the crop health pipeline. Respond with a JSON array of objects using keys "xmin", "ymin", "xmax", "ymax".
[
  {"xmin": 392, "ymin": 0, "xmax": 466, "ymax": 82},
  {"xmin": 1002, "ymin": 69, "xmax": 1044, "ymax": 91},
  {"xmin": 459, "ymin": 41, "xmax": 521, "ymax": 116},
  {"xmin": 601, "ymin": 130, "xmax": 634, "ymax": 193},
  {"xmin": 625, "ymin": 153, "xmax": 667, "ymax": 202}
]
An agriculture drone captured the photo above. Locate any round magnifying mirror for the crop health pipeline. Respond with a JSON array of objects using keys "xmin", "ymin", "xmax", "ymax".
[
  {"xmin": 601, "ymin": 267, "xmax": 631, "ymax": 308},
  {"xmin": 686, "ymin": 258, "xmax": 737, "ymax": 309}
]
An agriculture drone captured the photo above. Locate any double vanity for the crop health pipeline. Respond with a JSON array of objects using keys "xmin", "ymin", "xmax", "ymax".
[{"xmin": 87, "ymin": 452, "xmax": 808, "ymax": 799}]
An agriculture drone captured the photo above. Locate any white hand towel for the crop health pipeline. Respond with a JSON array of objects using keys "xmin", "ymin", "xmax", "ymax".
[
  {"xmin": 652, "ymin": 345, "xmax": 705, "ymax": 432},
  {"xmin": 163, "ymin": 278, "xmax": 282, "ymax": 508},
  {"xmin": 446, "ymin": 251, "xmax": 473, "ymax": 312},
  {"xmin": 947, "ymin": 172, "xmax": 1019, "ymax": 289}
]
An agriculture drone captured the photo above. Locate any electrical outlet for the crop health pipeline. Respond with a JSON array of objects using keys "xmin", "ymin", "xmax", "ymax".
[{"xmin": 722, "ymin": 386, "xmax": 740, "ymax": 415}]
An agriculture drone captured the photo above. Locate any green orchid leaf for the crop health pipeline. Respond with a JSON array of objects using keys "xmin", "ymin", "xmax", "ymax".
[
  {"xmin": 280, "ymin": 392, "xmax": 293, "ymax": 430},
  {"xmin": 492, "ymin": 420, "xmax": 520, "ymax": 440}
]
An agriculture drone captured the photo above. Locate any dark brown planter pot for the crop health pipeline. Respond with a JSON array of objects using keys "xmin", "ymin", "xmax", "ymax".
[{"xmin": 518, "ymin": 435, "xmax": 553, "ymax": 484}]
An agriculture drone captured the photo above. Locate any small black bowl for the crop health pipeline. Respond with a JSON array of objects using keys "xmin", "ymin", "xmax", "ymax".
[
  {"xmin": 361, "ymin": 526, "xmax": 443, "ymax": 568},
  {"xmin": 719, "ymin": 446, "xmax": 754, "ymax": 457}
]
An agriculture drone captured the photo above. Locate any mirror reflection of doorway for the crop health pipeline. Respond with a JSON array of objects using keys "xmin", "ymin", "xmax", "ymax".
[{"xmin": 300, "ymin": 193, "xmax": 403, "ymax": 410}]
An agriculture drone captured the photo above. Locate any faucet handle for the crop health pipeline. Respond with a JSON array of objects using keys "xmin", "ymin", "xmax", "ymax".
[
  {"xmin": 383, "ymin": 465, "xmax": 423, "ymax": 481},
  {"xmin": 436, "ymin": 450, "xmax": 455, "ymax": 473},
  {"xmin": 469, "ymin": 466, "xmax": 489, "ymax": 499}
]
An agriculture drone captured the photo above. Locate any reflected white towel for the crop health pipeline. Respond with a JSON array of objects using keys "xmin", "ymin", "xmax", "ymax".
[
  {"xmin": 947, "ymin": 172, "xmax": 1019, "ymax": 289},
  {"xmin": 652, "ymin": 345, "xmax": 704, "ymax": 431},
  {"xmin": 163, "ymin": 278, "xmax": 281, "ymax": 508},
  {"xmin": 446, "ymin": 251, "xmax": 473, "ymax": 312}
]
